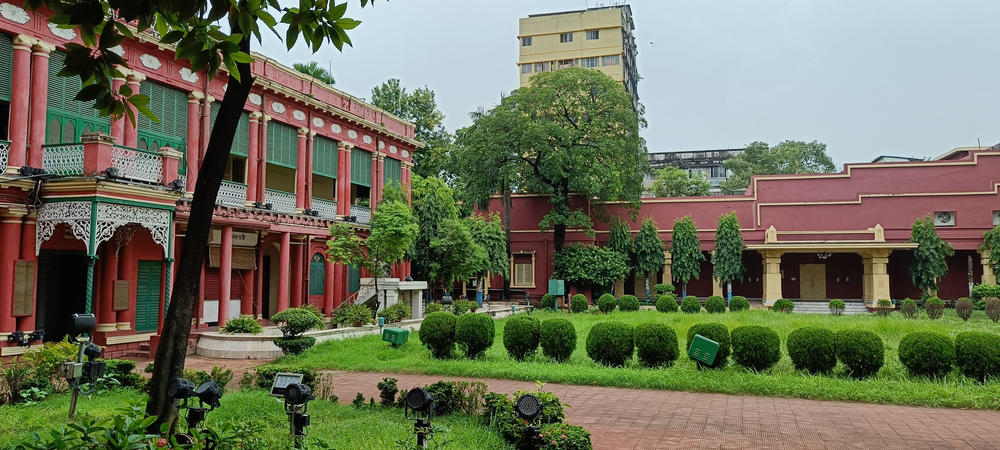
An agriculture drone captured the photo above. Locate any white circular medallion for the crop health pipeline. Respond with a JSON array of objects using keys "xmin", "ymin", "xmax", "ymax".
[
  {"xmin": 362, "ymin": 135, "xmax": 373, "ymax": 145},
  {"xmin": 330, "ymin": 123, "xmax": 342, "ymax": 134},
  {"xmin": 401, "ymin": 150, "xmax": 410, "ymax": 158},
  {"xmin": 347, "ymin": 129, "xmax": 358, "ymax": 139},
  {"xmin": 292, "ymin": 109, "xmax": 306, "ymax": 121},
  {"xmin": 271, "ymin": 102, "xmax": 286, "ymax": 114},
  {"xmin": 312, "ymin": 117, "xmax": 324, "ymax": 128},
  {"xmin": 389, "ymin": 145, "xmax": 398, "ymax": 154},
  {"xmin": 248, "ymin": 93, "xmax": 262, "ymax": 105}
]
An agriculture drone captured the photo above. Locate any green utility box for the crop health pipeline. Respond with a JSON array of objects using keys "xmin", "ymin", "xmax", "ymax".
[
  {"xmin": 687, "ymin": 334, "xmax": 720, "ymax": 366},
  {"xmin": 382, "ymin": 327, "xmax": 409, "ymax": 346},
  {"xmin": 548, "ymin": 279, "xmax": 565, "ymax": 296}
]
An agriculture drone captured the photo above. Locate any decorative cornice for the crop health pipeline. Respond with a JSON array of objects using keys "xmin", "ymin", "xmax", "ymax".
[
  {"xmin": 31, "ymin": 39, "xmax": 56, "ymax": 54},
  {"xmin": 188, "ymin": 91, "xmax": 205, "ymax": 101},
  {"xmin": 297, "ymin": 127, "xmax": 309, "ymax": 136},
  {"xmin": 249, "ymin": 111, "xmax": 263, "ymax": 121}
]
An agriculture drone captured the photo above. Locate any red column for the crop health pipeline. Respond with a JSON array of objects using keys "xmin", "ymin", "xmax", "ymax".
[
  {"xmin": 324, "ymin": 260, "xmax": 335, "ymax": 315},
  {"xmin": 246, "ymin": 112, "xmax": 261, "ymax": 205},
  {"xmin": 185, "ymin": 91, "xmax": 203, "ymax": 192},
  {"xmin": 241, "ymin": 269, "xmax": 254, "ymax": 316},
  {"xmin": 117, "ymin": 239, "xmax": 135, "ymax": 330},
  {"xmin": 123, "ymin": 74, "xmax": 144, "ymax": 148},
  {"xmin": 218, "ymin": 226, "xmax": 232, "ymax": 326},
  {"xmin": 277, "ymin": 232, "xmax": 290, "ymax": 312},
  {"xmin": 369, "ymin": 152, "xmax": 379, "ymax": 209},
  {"xmin": 28, "ymin": 41, "xmax": 54, "ymax": 168},
  {"xmin": 97, "ymin": 244, "xmax": 118, "ymax": 333},
  {"xmin": 0, "ymin": 208, "xmax": 25, "ymax": 333},
  {"xmin": 290, "ymin": 240, "xmax": 303, "ymax": 308},
  {"xmin": 255, "ymin": 241, "xmax": 264, "ymax": 318},
  {"xmin": 377, "ymin": 155, "xmax": 386, "ymax": 205},
  {"xmin": 110, "ymin": 76, "xmax": 125, "ymax": 143},
  {"xmin": 7, "ymin": 36, "xmax": 32, "ymax": 173},
  {"xmin": 197, "ymin": 262, "xmax": 206, "ymax": 327},
  {"xmin": 306, "ymin": 131, "xmax": 315, "ymax": 210},
  {"xmin": 258, "ymin": 116, "xmax": 270, "ymax": 203},
  {"xmin": 17, "ymin": 213, "xmax": 36, "ymax": 331},
  {"xmin": 333, "ymin": 263, "xmax": 344, "ymax": 308},
  {"xmin": 339, "ymin": 143, "xmax": 353, "ymax": 215},
  {"xmin": 200, "ymin": 95, "xmax": 213, "ymax": 163},
  {"xmin": 295, "ymin": 128, "xmax": 307, "ymax": 211}
]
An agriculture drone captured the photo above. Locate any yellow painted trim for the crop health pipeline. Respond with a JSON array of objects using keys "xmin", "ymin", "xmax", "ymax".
[
  {"xmin": 745, "ymin": 242, "xmax": 917, "ymax": 250},
  {"xmin": 106, "ymin": 332, "xmax": 155, "ymax": 345}
]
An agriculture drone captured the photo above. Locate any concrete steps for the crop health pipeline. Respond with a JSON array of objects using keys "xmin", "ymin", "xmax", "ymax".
[{"xmin": 792, "ymin": 301, "xmax": 869, "ymax": 315}]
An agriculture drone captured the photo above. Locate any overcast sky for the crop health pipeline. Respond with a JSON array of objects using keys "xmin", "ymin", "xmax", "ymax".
[{"xmin": 260, "ymin": 0, "xmax": 1000, "ymax": 166}]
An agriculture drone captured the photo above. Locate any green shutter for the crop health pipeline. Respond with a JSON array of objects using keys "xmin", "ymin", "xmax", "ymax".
[
  {"xmin": 136, "ymin": 81, "xmax": 187, "ymax": 173},
  {"xmin": 309, "ymin": 259, "xmax": 325, "ymax": 296},
  {"xmin": 136, "ymin": 260, "xmax": 161, "ymax": 332},
  {"xmin": 210, "ymin": 102, "xmax": 249, "ymax": 156},
  {"xmin": 45, "ymin": 51, "xmax": 111, "ymax": 143},
  {"xmin": 351, "ymin": 148, "xmax": 372, "ymax": 187},
  {"xmin": 266, "ymin": 121, "xmax": 298, "ymax": 168},
  {"xmin": 0, "ymin": 34, "xmax": 12, "ymax": 102},
  {"xmin": 383, "ymin": 157, "xmax": 402, "ymax": 186},
  {"xmin": 348, "ymin": 265, "xmax": 361, "ymax": 293},
  {"xmin": 313, "ymin": 135, "xmax": 338, "ymax": 178}
]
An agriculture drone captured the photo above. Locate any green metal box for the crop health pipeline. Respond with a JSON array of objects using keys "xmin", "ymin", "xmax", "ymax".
[
  {"xmin": 548, "ymin": 279, "xmax": 565, "ymax": 296},
  {"xmin": 687, "ymin": 334, "xmax": 720, "ymax": 365},
  {"xmin": 382, "ymin": 327, "xmax": 409, "ymax": 346}
]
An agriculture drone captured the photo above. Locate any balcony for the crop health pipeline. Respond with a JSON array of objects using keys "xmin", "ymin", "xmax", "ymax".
[
  {"xmin": 350, "ymin": 204, "xmax": 371, "ymax": 224},
  {"xmin": 0, "ymin": 139, "xmax": 9, "ymax": 173},
  {"xmin": 311, "ymin": 198, "xmax": 337, "ymax": 219},
  {"xmin": 42, "ymin": 142, "xmax": 85, "ymax": 176},
  {"xmin": 110, "ymin": 145, "xmax": 163, "ymax": 184},
  {"xmin": 216, "ymin": 180, "xmax": 248, "ymax": 207},
  {"xmin": 264, "ymin": 188, "xmax": 296, "ymax": 214}
]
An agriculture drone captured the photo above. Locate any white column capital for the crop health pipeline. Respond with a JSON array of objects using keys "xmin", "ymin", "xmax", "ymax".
[{"xmin": 188, "ymin": 90, "xmax": 205, "ymax": 101}]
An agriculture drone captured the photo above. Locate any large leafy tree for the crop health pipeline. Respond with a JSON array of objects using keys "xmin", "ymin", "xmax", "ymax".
[
  {"xmin": 650, "ymin": 166, "xmax": 711, "ymax": 197},
  {"xmin": 453, "ymin": 68, "xmax": 647, "ymax": 255},
  {"xmin": 370, "ymin": 79, "xmax": 452, "ymax": 178},
  {"xmin": 720, "ymin": 140, "xmax": 836, "ymax": 194},
  {"xmin": 409, "ymin": 175, "xmax": 484, "ymax": 295},
  {"xmin": 983, "ymin": 224, "xmax": 1000, "ymax": 281},
  {"xmin": 429, "ymin": 218, "xmax": 486, "ymax": 292},
  {"xmin": 711, "ymin": 212, "xmax": 744, "ymax": 302},
  {"xmin": 909, "ymin": 215, "xmax": 955, "ymax": 294},
  {"xmin": 293, "ymin": 61, "xmax": 335, "ymax": 85},
  {"xmin": 467, "ymin": 213, "xmax": 509, "ymax": 297},
  {"xmin": 553, "ymin": 244, "xmax": 628, "ymax": 292},
  {"xmin": 606, "ymin": 217, "xmax": 634, "ymax": 267},
  {"xmin": 30, "ymin": 0, "xmax": 373, "ymax": 426},
  {"xmin": 670, "ymin": 216, "xmax": 705, "ymax": 298},
  {"xmin": 633, "ymin": 218, "xmax": 665, "ymax": 301}
]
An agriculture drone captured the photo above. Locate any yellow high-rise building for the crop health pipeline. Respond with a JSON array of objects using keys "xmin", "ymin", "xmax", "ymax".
[{"xmin": 518, "ymin": 4, "xmax": 639, "ymax": 108}]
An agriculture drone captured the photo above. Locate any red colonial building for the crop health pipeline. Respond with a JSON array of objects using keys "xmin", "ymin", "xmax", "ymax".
[
  {"xmin": 492, "ymin": 146, "xmax": 1000, "ymax": 305},
  {"xmin": 0, "ymin": 2, "xmax": 417, "ymax": 357}
]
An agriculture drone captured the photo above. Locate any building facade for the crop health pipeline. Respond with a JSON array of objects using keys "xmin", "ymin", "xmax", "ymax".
[
  {"xmin": 517, "ymin": 4, "xmax": 639, "ymax": 109},
  {"xmin": 0, "ymin": 1, "xmax": 418, "ymax": 357},
  {"xmin": 645, "ymin": 148, "xmax": 744, "ymax": 194},
  {"xmin": 492, "ymin": 146, "xmax": 1000, "ymax": 305}
]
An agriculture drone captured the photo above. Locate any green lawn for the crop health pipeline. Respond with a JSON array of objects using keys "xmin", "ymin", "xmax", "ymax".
[
  {"xmin": 277, "ymin": 308, "xmax": 1000, "ymax": 410},
  {"xmin": 0, "ymin": 389, "xmax": 511, "ymax": 449}
]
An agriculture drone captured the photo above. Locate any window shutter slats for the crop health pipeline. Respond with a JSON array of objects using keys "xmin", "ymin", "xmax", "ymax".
[
  {"xmin": 383, "ymin": 157, "xmax": 401, "ymax": 186},
  {"xmin": 351, "ymin": 148, "xmax": 372, "ymax": 187},
  {"xmin": 0, "ymin": 34, "xmax": 12, "ymax": 102},
  {"xmin": 312, "ymin": 135, "xmax": 338, "ymax": 178},
  {"xmin": 266, "ymin": 121, "xmax": 298, "ymax": 168}
]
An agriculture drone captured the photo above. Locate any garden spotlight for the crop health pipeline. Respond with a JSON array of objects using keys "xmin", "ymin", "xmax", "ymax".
[
  {"xmin": 283, "ymin": 383, "xmax": 313, "ymax": 448},
  {"xmin": 404, "ymin": 388, "xmax": 434, "ymax": 448},
  {"xmin": 167, "ymin": 377, "xmax": 197, "ymax": 401},
  {"xmin": 514, "ymin": 394, "xmax": 544, "ymax": 448},
  {"xmin": 64, "ymin": 314, "xmax": 101, "ymax": 419},
  {"xmin": 196, "ymin": 381, "xmax": 224, "ymax": 410}
]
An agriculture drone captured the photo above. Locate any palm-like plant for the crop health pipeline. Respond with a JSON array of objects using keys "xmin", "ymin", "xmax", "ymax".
[{"xmin": 293, "ymin": 61, "xmax": 335, "ymax": 85}]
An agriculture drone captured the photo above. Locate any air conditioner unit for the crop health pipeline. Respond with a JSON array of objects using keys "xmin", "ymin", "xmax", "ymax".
[{"xmin": 933, "ymin": 211, "xmax": 955, "ymax": 227}]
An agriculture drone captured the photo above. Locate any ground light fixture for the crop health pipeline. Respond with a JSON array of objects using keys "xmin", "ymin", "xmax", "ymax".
[
  {"xmin": 63, "ymin": 313, "xmax": 104, "ymax": 419},
  {"xmin": 283, "ymin": 382, "xmax": 314, "ymax": 448},
  {"xmin": 514, "ymin": 394, "xmax": 543, "ymax": 448},
  {"xmin": 404, "ymin": 388, "xmax": 435, "ymax": 448},
  {"xmin": 171, "ymin": 378, "xmax": 225, "ymax": 447}
]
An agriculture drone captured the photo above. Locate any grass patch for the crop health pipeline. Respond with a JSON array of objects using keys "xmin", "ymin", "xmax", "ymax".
[
  {"xmin": 277, "ymin": 309, "xmax": 1000, "ymax": 410},
  {"xmin": 0, "ymin": 389, "xmax": 511, "ymax": 449}
]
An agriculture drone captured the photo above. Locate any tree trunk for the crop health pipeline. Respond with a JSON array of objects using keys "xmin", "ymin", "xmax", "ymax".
[
  {"xmin": 682, "ymin": 281, "xmax": 687, "ymax": 299},
  {"xmin": 502, "ymin": 174, "xmax": 511, "ymax": 300},
  {"xmin": 145, "ymin": 28, "xmax": 253, "ymax": 430}
]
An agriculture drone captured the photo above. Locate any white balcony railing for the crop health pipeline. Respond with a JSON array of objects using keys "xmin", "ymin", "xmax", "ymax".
[
  {"xmin": 350, "ymin": 204, "xmax": 371, "ymax": 224},
  {"xmin": 42, "ymin": 143, "xmax": 85, "ymax": 176},
  {"xmin": 0, "ymin": 139, "xmax": 9, "ymax": 174},
  {"xmin": 216, "ymin": 180, "xmax": 248, "ymax": 207},
  {"xmin": 265, "ymin": 189, "xmax": 297, "ymax": 214},
  {"xmin": 110, "ymin": 145, "xmax": 162, "ymax": 183},
  {"xmin": 311, "ymin": 198, "xmax": 337, "ymax": 219}
]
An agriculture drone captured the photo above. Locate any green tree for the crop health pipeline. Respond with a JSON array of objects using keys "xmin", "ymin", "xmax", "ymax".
[
  {"xmin": 650, "ymin": 166, "xmax": 711, "ymax": 197},
  {"xmin": 720, "ymin": 140, "xmax": 836, "ymax": 194},
  {"xmin": 633, "ymin": 218, "xmax": 665, "ymax": 301},
  {"xmin": 454, "ymin": 68, "xmax": 647, "ymax": 255},
  {"xmin": 670, "ymin": 216, "xmax": 705, "ymax": 298},
  {"xmin": 293, "ymin": 61, "xmax": 335, "ymax": 85},
  {"xmin": 467, "ymin": 213, "xmax": 509, "ymax": 298},
  {"xmin": 606, "ymin": 217, "xmax": 634, "ymax": 295},
  {"xmin": 553, "ymin": 244, "xmax": 628, "ymax": 291},
  {"xmin": 983, "ymin": 224, "xmax": 1000, "ymax": 281},
  {"xmin": 31, "ymin": 0, "xmax": 373, "ymax": 426},
  {"xmin": 370, "ymin": 79, "xmax": 452, "ymax": 178},
  {"xmin": 409, "ymin": 175, "xmax": 484, "ymax": 296},
  {"xmin": 430, "ymin": 219, "xmax": 487, "ymax": 291},
  {"xmin": 909, "ymin": 215, "xmax": 955, "ymax": 294},
  {"xmin": 712, "ymin": 212, "xmax": 745, "ymax": 302}
]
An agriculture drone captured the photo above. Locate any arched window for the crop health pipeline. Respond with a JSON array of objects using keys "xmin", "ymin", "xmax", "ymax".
[{"xmin": 309, "ymin": 253, "xmax": 325, "ymax": 295}]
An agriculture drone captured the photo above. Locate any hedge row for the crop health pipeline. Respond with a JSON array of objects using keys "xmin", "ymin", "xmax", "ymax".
[{"xmin": 418, "ymin": 312, "xmax": 497, "ymax": 359}]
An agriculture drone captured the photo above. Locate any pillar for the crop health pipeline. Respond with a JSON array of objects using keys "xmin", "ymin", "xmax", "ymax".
[
  {"xmin": 278, "ymin": 232, "xmax": 291, "ymax": 311},
  {"xmin": 661, "ymin": 250, "xmax": 672, "ymax": 286},
  {"xmin": 17, "ymin": 212, "xmax": 36, "ymax": 331},
  {"xmin": 337, "ymin": 143, "xmax": 353, "ymax": 215},
  {"xmin": 871, "ymin": 248, "xmax": 891, "ymax": 304},
  {"xmin": 246, "ymin": 112, "xmax": 262, "ymax": 205},
  {"xmin": 123, "ymin": 73, "xmax": 144, "ymax": 148},
  {"xmin": 110, "ymin": 75, "xmax": 126, "ymax": 143},
  {"xmin": 861, "ymin": 252, "xmax": 873, "ymax": 302},
  {"xmin": 323, "ymin": 261, "xmax": 335, "ymax": 316},
  {"xmin": 218, "ymin": 226, "xmax": 233, "ymax": 326},
  {"xmin": 370, "ymin": 151, "xmax": 379, "ymax": 209},
  {"xmin": 762, "ymin": 249, "xmax": 783, "ymax": 305},
  {"xmin": 294, "ymin": 128, "xmax": 308, "ymax": 211},
  {"xmin": 97, "ymin": 244, "xmax": 118, "ymax": 332},
  {"xmin": 241, "ymin": 270, "xmax": 254, "ymax": 316},
  {"xmin": 306, "ymin": 131, "xmax": 316, "ymax": 210},
  {"xmin": 290, "ymin": 239, "xmax": 303, "ymax": 308},
  {"xmin": 197, "ymin": 262, "xmax": 206, "ymax": 327},
  {"xmin": 117, "ymin": 238, "xmax": 135, "ymax": 330},
  {"xmin": 333, "ymin": 263, "xmax": 345, "ymax": 308},
  {"xmin": 376, "ymin": 154, "xmax": 386, "ymax": 205},
  {"xmin": 255, "ymin": 239, "xmax": 265, "ymax": 318},
  {"xmin": 200, "ymin": 95, "xmax": 214, "ymax": 162},
  {"xmin": 28, "ymin": 40, "xmax": 55, "ymax": 168},
  {"xmin": 185, "ymin": 91, "xmax": 203, "ymax": 192},
  {"xmin": 258, "ymin": 115, "xmax": 270, "ymax": 203},
  {"xmin": 6, "ymin": 35, "xmax": 32, "ymax": 173},
  {"xmin": 0, "ymin": 208, "xmax": 26, "ymax": 332},
  {"xmin": 981, "ymin": 250, "xmax": 997, "ymax": 285}
]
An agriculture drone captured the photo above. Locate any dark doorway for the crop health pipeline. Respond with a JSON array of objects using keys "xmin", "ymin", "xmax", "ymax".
[{"xmin": 36, "ymin": 250, "xmax": 88, "ymax": 341}]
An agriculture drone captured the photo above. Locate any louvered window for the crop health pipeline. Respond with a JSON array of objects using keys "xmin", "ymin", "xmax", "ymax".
[
  {"xmin": 46, "ymin": 51, "xmax": 111, "ymax": 143},
  {"xmin": 266, "ymin": 121, "xmax": 298, "ymax": 168},
  {"xmin": 348, "ymin": 265, "xmax": 360, "ymax": 292},
  {"xmin": 136, "ymin": 261, "xmax": 161, "ymax": 332},
  {"xmin": 309, "ymin": 253, "xmax": 325, "ymax": 295},
  {"xmin": 383, "ymin": 157, "xmax": 401, "ymax": 186},
  {"xmin": 137, "ymin": 81, "xmax": 188, "ymax": 173},
  {"xmin": 210, "ymin": 102, "xmax": 249, "ymax": 156},
  {"xmin": 0, "ymin": 34, "xmax": 12, "ymax": 102},
  {"xmin": 511, "ymin": 254, "xmax": 534, "ymax": 288},
  {"xmin": 312, "ymin": 135, "xmax": 338, "ymax": 178},
  {"xmin": 351, "ymin": 148, "xmax": 372, "ymax": 187}
]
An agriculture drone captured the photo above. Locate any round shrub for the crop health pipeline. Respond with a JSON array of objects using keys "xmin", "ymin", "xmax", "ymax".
[
  {"xmin": 786, "ymin": 327, "xmax": 837, "ymax": 374},
  {"xmin": 728, "ymin": 296, "xmax": 749, "ymax": 312},
  {"xmin": 956, "ymin": 298, "xmax": 973, "ymax": 321},
  {"xmin": 828, "ymin": 299, "xmax": 845, "ymax": 316},
  {"xmin": 454, "ymin": 313, "xmax": 496, "ymax": 358},
  {"xmin": 835, "ymin": 329, "xmax": 884, "ymax": 378},
  {"xmin": 987, "ymin": 299, "xmax": 1000, "ymax": 323},
  {"xmin": 653, "ymin": 283, "xmax": 675, "ymax": 295},
  {"xmin": 685, "ymin": 323, "xmax": 731, "ymax": 369},
  {"xmin": 570, "ymin": 294, "xmax": 589, "ymax": 313},
  {"xmin": 418, "ymin": 311, "xmax": 457, "ymax": 358},
  {"xmin": 586, "ymin": 321, "xmax": 634, "ymax": 366},
  {"xmin": 539, "ymin": 423, "xmax": 592, "ymax": 450},
  {"xmin": 272, "ymin": 336, "xmax": 316, "ymax": 355},
  {"xmin": 925, "ymin": 296, "xmax": 944, "ymax": 320},
  {"xmin": 221, "ymin": 315, "xmax": 263, "ymax": 334},
  {"xmin": 617, "ymin": 295, "xmax": 640, "ymax": 312},
  {"xmin": 540, "ymin": 318, "xmax": 577, "ymax": 362},
  {"xmin": 655, "ymin": 294, "xmax": 678, "ymax": 312},
  {"xmin": 705, "ymin": 296, "xmax": 726, "ymax": 314},
  {"xmin": 634, "ymin": 323, "xmax": 679, "ymax": 367},
  {"xmin": 900, "ymin": 298, "xmax": 917, "ymax": 318},
  {"xmin": 272, "ymin": 307, "xmax": 325, "ymax": 337},
  {"xmin": 540, "ymin": 294, "xmax": 556, "ymax": 310},
  {"xmin": 897, "ymin": 331, "xmax": 955, "ymax": 378},
  {"xmin": 597, "ymin": 294, "xmax": 616, "ymax": 313},
  {"xmin": 731, "ymin": 325, "xmax": 781, "ymax": 371},
  {"xmin": 424, "ymin": 302, "xmax": 444, "ymax": 314},
  {"xmin": 680, "ymin": 296, "xmax": 701, "ymax": 314},
  {"xmin": 954, "ymin": 331, "xmax": 1000, "ymax": 381},
  {"xmin": 772, "ymin": 299, "xmax": 794, "ymax": 313},
  {"xmin": 503, "ymin": 314, "xmax": 540, "ymax": 360}
]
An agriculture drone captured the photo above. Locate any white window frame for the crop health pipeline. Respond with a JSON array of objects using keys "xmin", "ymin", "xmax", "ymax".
[
  {"xmin": 581, "ymin": 57, "xmax": 599, "ymax": 68},
  {"xmin": 521, "ymin": 64, "xmax": 532, "ymax": 74},
  {"xmin": 586, "ymin": 30, "xmax": 599, "ymax": 40},
  {"xmin": 602, "ymin": 55, "xmax": 620, "ymax": 66},
  {"xmin": 521, "ymin": 37, "xmax": 532, "ymax": 46},
  {"xmin": 510, "ymin": 252, "xmax": 536, "ymax": 288},
  {"xmin": 560, "ymin": 32, "xmax": 573, "ymax": 43}
]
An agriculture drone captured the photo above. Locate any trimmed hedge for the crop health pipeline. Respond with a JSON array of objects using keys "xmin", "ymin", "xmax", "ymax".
[
  {"xmin": 570, "ymin": 294, "xmax": 589, "ymax": 313},
  {"xmin": 772, "ymin": 299, "xmax": 794, "ymax": 313},
  {"xmin": 731, "ymin": 325, "xmax": 780, "ymax": 371},
  {"xmin": 586, "ymin": 321, "xmax": 634, "ymax": 366},
  {"xmin": 273, "ymin": 336, "xmax": 317, "ymax": 355},
  {"xmin": 503, "ymin": 314, "xmax": 540, "ymax": 360},
  {"xmin": 728, "ymin": 296, "xmax": 749, "ymax": 312},
  {"xmin": 787, "ymin": 327, "xmax": 837, "ymax": 374},
  {"xmin": 655, "ymin": 294, "xmax": 678, "ymax": 312},
  {"xmin": 540, "ymin": 294, "xmax": 557, "ymax": 310},
  {"xmin": 680, "ymin": 296, "xmax": 701, "ymax": 314},
  {"xmin": 617, "ymin": 295, "xmax": 640, "ymax": 312},
  {"xmin": 925, "ymin": 296, "xmax": 944, "ymax": 320},
  {"xmin": 455, "ymin": 313, "xmax": 496, "ymax": 358},
  {"xmin": 956, "ymin": 298, "xmax": 974, "ymax": 321},
  {"xmin": 835, "ymin": 329, "xmax": 884, "ymax": 378},
  {"xmin": 686, "ymin": 323, "xmax": 730, "ymax": 369},
  {"xmin": 897, "ymin": 331, "xmax": 955, "ymax": 378},
  {"xmin": 597, "ymin": 294, "xmax": 617, "ymax": 313},
  {"xmin": 900, "ymin": 298, "xmax": 917, "ymax": 318},
  {"xmin": 634, "ymin": 322, "xmax": 679, "ymax": 367},
  {"xmin": 418, "ymin": 311, "xmax": 458, "ymax": 358},
  {"xmin": 954, "ymin": 331, "xmax": 1000, "ymax": 381},
  {"xmin": 705, "ymin": 296, "xmax": 726, "ymax": 314},
  {"xmin": 540, "ymin": 318, "xmax": 577, "ymax": 362}
]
